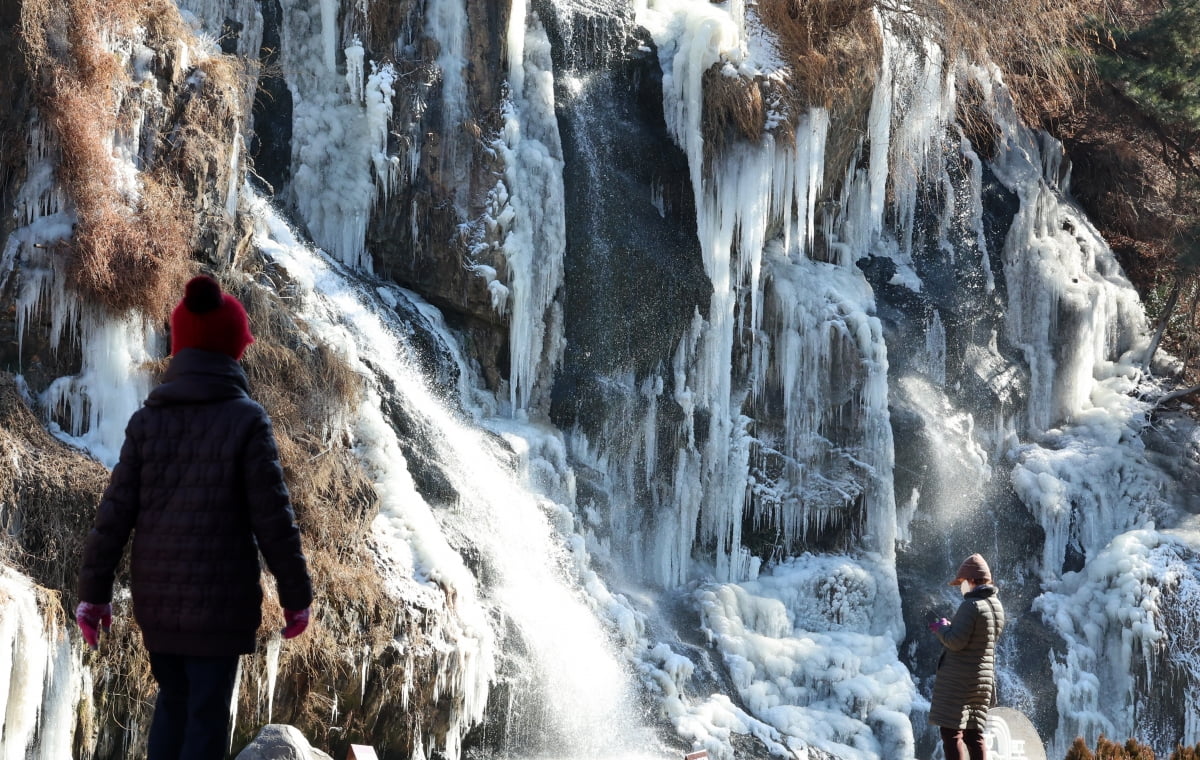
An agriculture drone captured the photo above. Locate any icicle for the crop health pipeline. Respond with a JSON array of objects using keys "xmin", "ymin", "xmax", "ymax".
[
  {"xmin": 360, "ymin": 644, "xmax": 369, "ymax": 702},
  {"xmin": 282, "ymin": 0, "xmax": 400, "ymax": 271},
  {"xmin": 318, "ymin": 0, "xmax": 338, "ymax": 72},
  {"xmin": 265, "ymin": 635, "xmax": 281, "ymax": 722},
  {"xmin": 866, "ymin": 14, "xmax": 894, "ymax": 242},
  {"xmin": 959, "ymin": 131, "xmax": 995, "ymax": 292},
  {"xmin": 225, "ymin": 127, "xmax": 241, "ymax": 219},
  {"xmin": 345, "ymin": 37, "xmax": 365, "ymax": 104},
  {"xmin": 227, "ymin": 660, "xmax": 242, "ymax": 755}
]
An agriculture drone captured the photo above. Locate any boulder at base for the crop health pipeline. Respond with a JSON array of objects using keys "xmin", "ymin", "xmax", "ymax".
[
  {"xmin": 987, "ymin": 707, "xmax": 1047, "ymax": 760},
  {"xmin": 235, "ymin": 724, "xmax": 334, "ymax": 760}
]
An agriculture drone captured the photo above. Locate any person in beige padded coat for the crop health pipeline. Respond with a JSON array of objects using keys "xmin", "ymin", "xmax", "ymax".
[{"xmin": 927, "ymin": 553, "xmax": 1006, "ymax": 760}]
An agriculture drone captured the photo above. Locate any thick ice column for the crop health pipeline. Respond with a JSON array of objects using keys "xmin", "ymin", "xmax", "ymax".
[
  {"xmin": 979, "ymin": 76, "xmax": 1148, "ymax": 435},
  {"xmin": 280, "ymin": 0, "xmax": 400, "ymax": 271},
  {"xmin": 488, "ymin": 5, "xmax": 566, "ymax": 415},
  {"xmin": 0, "ymin": 566, "xmax": 85, "ymax": 760}
]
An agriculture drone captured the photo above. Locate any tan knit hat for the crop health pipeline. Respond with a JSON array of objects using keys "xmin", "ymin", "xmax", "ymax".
[{"xmin": 948, "ymin": 553, "xmax": 992, "ymax": 586}]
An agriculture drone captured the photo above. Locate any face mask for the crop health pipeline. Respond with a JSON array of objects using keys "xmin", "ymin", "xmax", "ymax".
[{"xmin": 960, "ymin": 580, "xmax": 972, "ymax": 596}]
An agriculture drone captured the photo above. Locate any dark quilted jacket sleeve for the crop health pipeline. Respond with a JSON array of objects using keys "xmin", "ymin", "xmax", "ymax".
[
  {"xmin": 242, "ymin": 411, "xmax": 314, "ymax": 612},
  {"xmin": 78, "ymin": 416, "xmax": 144, "ymax": 604},
  {"xmin": 936, "ymin": 598, "xmax": 979, "ymax": 651}
]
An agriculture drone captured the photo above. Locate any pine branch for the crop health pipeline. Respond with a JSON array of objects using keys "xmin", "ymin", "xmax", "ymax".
[{"xmin": 1106, "ymin": 82, "xmax": 1200, "ymax": 185}]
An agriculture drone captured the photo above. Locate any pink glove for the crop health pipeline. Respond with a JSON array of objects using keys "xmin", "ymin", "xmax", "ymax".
[
  {"xmin": 282, "ymin": 608, "xmax": 310, "ymax": 639},
  {"xmin": 76, "ymin": 602, "xmax": 113, "ymax": 649},
  {"xmin": 928, "ymin": 617, "xmax": 951, "ymax": 633}
]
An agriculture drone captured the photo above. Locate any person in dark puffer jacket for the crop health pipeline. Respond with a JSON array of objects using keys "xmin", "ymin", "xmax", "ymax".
[
  {"xmin": 928, "ymin": 553, "xmax": 1006, "ymax": 760},
  {"xmin": 76, "ymin": 275, "xmax": 314, "ymax": 760}
]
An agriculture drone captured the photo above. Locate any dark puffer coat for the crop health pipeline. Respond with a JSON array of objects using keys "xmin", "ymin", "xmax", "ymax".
[
  {"xmin": 78, "ymin": 349, "xmax": 313, "ymax": 656},
  {"xmin": 929, "ymin": 584, "xmax": 1005, "ymax": 730}
]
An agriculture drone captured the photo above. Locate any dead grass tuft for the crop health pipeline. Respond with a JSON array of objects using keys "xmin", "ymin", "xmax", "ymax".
[
  {"xmin": 702, "ymin": 65, "xmax": 765, "ymax": 153},
  {"xmin": 756, "ymin": 0, "xmax": 881, "ymax": 110},
  {"xmin": 701, "ymin": 1, "xmax": 881, "ymax": 167},
  {"xmin": 0, "ymin": 373, "xmax": 109, "ymax": 594},
  {"xmin": 956, "ymin": 76, "xmax": 1002, "ymax": 161}
]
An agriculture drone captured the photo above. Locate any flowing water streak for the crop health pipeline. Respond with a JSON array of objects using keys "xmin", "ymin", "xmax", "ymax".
[
  {"xmin": 250, "ymin": 196, "xmax": 493, "ymax": 758},
  {"xmin": 250, "ymin": 196, "xmax": 659, "ymax": 759}
]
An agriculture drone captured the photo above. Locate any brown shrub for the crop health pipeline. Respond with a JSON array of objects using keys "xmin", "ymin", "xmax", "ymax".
[
  {"xmin": 1066, "ymin": 735, "xmax": 1159, "ymax": 760},
  {"xmin": 1067, "ymin": 736, "xmax": 1098, "ymax": 760},
  {"xmin": 1171, "ymin": 744, "xmax": 1200, "ymax": 760}
]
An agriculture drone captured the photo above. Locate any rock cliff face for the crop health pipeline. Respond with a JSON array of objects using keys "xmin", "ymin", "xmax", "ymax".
[{"xmin": 366, "ymin": 1, "xmax": 513, "ymax": 391}]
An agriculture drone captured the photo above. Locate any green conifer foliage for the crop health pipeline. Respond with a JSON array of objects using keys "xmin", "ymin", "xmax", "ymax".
[{"xmin": 1096, "ymin": 0, "xmax": 1200, "ymax": 137}]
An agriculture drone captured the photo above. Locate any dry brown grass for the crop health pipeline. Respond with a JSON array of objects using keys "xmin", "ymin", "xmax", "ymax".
[
  {"xmin": 0, "ymin": 373, "xmax": 109, "ymax": 593},
  {"xmin": 756, "ymin": 0, "xmax": 881, "ymax": 111},
  {"xmin": 956, "ymin": 76, "xmax": 1003, "ymax": 161},
  {"xmin": 0, "ymin": 373, "xmax": 156, "ymax": 757},
  {"xmin": 20, "ymin": 0, "xmax": 244, "ymax": 321},
  {"xmin": 725, "ymin": 0, "xmax": 1097, "ymax": 160},
  {"xmin": 897, "ymin": 0, "xmax": 1105, "ymax": 125},
  {"xmin": 702, "ymin": 65, "xmax": 766, "ymax": 153}
]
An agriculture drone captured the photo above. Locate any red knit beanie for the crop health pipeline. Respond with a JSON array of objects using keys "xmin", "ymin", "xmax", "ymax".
[
  {"xmin": 170, "ymin": 275, "xmax": 255, "ymax": 359},
  {"xmin": 948, "ymin": 553, "xmax": 992, "ymax": 586}
]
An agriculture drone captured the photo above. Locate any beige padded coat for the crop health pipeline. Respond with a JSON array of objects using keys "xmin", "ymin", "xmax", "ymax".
[{"xmin": 929, "ymin": 584, "xmax": 1005, "ymax": 730}]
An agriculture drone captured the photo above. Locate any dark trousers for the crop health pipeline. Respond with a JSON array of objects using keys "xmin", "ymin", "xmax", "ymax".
[
  {"xmin": 147, "ymin": 652, "xmax": 241, "ymax": 760},
  {"xmin": 940, "ymin": 727, "xmax": 987, "ymax": 760}
]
